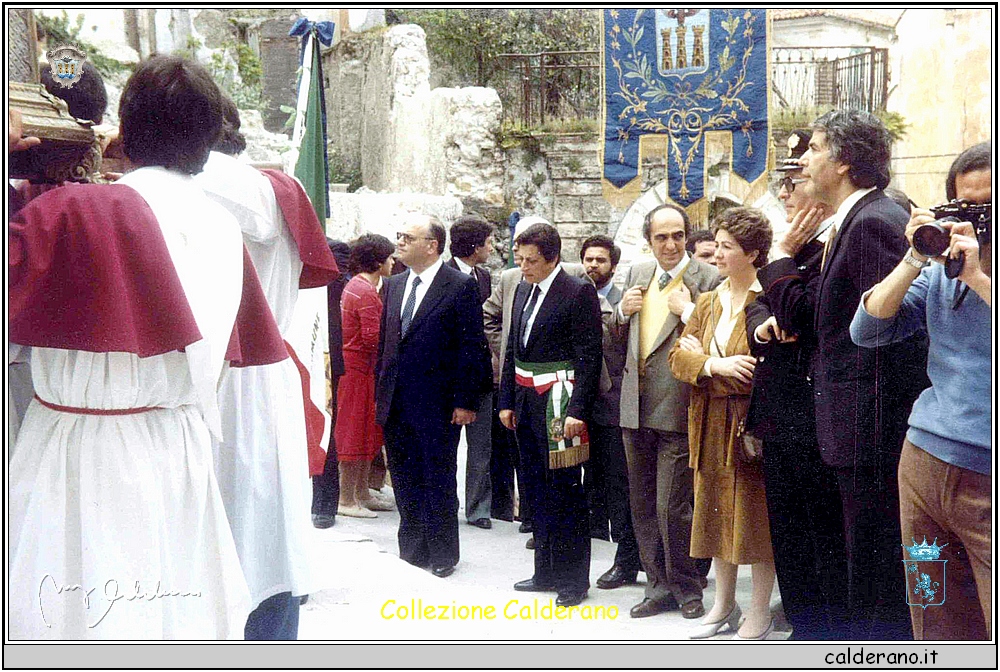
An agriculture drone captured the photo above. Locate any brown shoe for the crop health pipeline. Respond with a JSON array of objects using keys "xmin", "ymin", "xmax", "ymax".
[
  {"xmin": 630, "ymin": 596, "xmax": 679, "ymax": 618},
  {"xmin": 681, "ymin": 599, "xmax": 706, "ymax": 619}
]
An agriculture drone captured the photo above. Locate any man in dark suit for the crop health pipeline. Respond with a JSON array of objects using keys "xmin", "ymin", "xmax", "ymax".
[
  {"xmin": 499, "ymin": 222, "xmax": 603, "ymax": 607},
  {"xmin": 744, "ymin": 130, "xmax": 847, "ymax": 640},
  {"xmin": 376, "ymin": 214, "xmax": 490, "ymax": 578},
  {"xmin": 578, "ymin": 235, "xmax": 642, "ymax": 590},
  {"xmin": 446, "ymin": 214, "xmax": 496, "ymax": 530},
  {"xmin": 758, "ymin": 110, "xmax": 929, "ymax": 640}
]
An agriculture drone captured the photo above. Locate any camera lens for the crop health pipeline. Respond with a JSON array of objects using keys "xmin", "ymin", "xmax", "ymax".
[{"xmin": 912, "ymin": 221, "xmax": 951, "ymax": 257}]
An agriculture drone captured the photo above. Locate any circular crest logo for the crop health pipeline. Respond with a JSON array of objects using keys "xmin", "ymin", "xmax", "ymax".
[{"xmin": 46, "ymin": 45, "xmax": 88, "ymax": 89}]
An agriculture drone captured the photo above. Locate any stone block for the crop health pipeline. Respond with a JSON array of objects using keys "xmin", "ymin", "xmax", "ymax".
[
  {"xmin": 580, "ymin": 196, "xmax": 613, "ymax": 222},
  {"xmin": 553, "ymin": 199, "xmax": 582, "ymax": 223},
  {"xmin": 553, "ymin": 179, "xmax": 603, "ymax": 197}
]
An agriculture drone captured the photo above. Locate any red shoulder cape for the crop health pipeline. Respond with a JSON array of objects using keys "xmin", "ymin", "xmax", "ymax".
[
  {"xmin": 9, "ymin": 184, "xmax": 203, "ymax": 357},
  {"xmin": 225, "ymin": 246, "xmax": 290, "ymax": 368},
  {"xmin": 260, "ymin": 169, "xmax": 340, "ymax": 289}
]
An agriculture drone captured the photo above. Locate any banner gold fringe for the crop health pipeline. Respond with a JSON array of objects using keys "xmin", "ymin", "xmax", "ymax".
[{"xmin": 548, "ymin": 441, "xmax": 590, "ymax": 469}]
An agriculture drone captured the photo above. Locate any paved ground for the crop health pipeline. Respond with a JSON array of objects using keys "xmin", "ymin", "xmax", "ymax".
[{"xmin": 299, "ymin": 439, "xmax": 790, "ymax": 641}]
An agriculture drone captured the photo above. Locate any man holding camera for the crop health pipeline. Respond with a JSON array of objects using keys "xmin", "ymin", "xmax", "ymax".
[
  {"xmin": 758, "ymin": 110, "xmax": 928, "ymax": 640},
  {"xmin": 851, "ymin": 142, "xmax": 991, "ymax": 640}
]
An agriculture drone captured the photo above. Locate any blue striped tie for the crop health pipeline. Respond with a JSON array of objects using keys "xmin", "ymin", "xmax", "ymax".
[{"xmin": 400, "ymin": 276, "xmax": 421, "ymax": 337}]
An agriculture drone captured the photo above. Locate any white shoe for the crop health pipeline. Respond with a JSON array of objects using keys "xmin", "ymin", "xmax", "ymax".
[
  {"xmin": 733, "ymin": 618, "xmax": 776, "ymax": 640},
  {"xmin": 370, "ymin": 488, "xmax": 394, "ymax": 505},
  {"xmin": 362, "ymin": 497, "xmax": 394, "ymax": 512},
  {"xmin": 339, "ymin": 505, "xmax": 377, "ymax": 519},
  {"xmin": 689, "ymin": 604, "xmax": 742, "ymax": 639}
]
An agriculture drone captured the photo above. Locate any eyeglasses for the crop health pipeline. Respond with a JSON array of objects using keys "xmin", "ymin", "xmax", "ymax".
[
  {"xmin": 774, "ymin": 175, "xmax": 807, "ymax": 194},
  {"xmin": 396, "ymin": 232, "xmax": 435, "ymax": 244}
]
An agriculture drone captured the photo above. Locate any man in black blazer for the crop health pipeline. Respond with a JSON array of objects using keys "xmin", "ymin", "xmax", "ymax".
[
  {"xmin": 745, "ymin": 130, "xmax": 847, "ymax": 640},
  {"xmin": 446, "ymin": 214, "xmax": 496, "ymax": 530},
  {"xmin": 499, "ymin": 222, "xmax": 603, "ymax": 607},
  {"xmin": 376, "ymin": 214, "xmax": 490, "ymax": 578},
  {"xmin": 758, "ymin": 110, "xmax": 928, "ymax": 640}
]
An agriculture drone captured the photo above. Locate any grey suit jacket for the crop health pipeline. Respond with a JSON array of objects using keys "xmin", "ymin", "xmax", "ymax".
[
  {"xmin": 612, "ymin": 258, "xmax": 719, "ymax": 432},
  {"xmin": 483, "ymin": 261, "xmax": 587, "ymax": 383}
]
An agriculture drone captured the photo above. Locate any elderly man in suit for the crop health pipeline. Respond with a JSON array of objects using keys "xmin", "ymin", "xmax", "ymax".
[
  {"xmin": 579, "ymin": 235, "xmax": 642, "ymax": 590},
  {"xmin": 376, "ymin": 214, "xmax": 491, "ymax": 578},
  {"xmin": 483, "ymin": 215, "xmax": 589, "ymax": 542},
  {"xmin": 446, "ymin": 214, "xmax": 496, "ymax": 530},
  {"xmin": 499, "ymin": 222, "xmax": 603, "ymax": 607},
  {"xmin": 758, "ymin": 109, "xmax": 928, "ymax": 640},
  {"xmin": 611, "ymin": 204, "xmax": 719, "ymax": 620}
]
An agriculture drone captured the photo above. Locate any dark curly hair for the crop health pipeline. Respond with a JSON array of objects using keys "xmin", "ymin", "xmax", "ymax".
[
  {"xmin": 41, "ymin": 61, "xmax": 107, "ymax": 124},
  {"xmin": 214, "ymin": 95, "xmax": 247, "ymax": 157},
  {"xmin": 710, "ymin": 207, "xmax": 772, "ymax": 268},
  {"xmin": 579, "ymin": 234, "xmax": 621, "ymax": 265},
  {"xmin": 946, "ymin": 142, "xmax": 992, "ymax": 202},
  {"xmin": 515, "ymin": 222, "xmax": 561, "ymax": 262},
  {"xmin": 119, "ymin": 55, "xmax": 224, "ymax": 174},
  {"xmin": 449, "ymin": 214, "xmax": 493, "ymax": 258},
  {"xmin": 348, "ymin": 233, "xmax": 396, "ymax": 274},
  {"xmin": 812, "ymin": 109, "xmax": 892, "ymax": 190}
]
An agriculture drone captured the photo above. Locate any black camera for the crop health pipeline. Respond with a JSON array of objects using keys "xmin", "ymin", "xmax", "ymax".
[{"xmin": 912, "ymin": 200, "xmax": 992, "ymax": 278}]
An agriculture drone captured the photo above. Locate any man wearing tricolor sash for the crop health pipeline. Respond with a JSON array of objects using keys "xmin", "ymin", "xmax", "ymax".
[{"xmin": 499, "ymin": 223, "xmax": 603, "ymax": 607}]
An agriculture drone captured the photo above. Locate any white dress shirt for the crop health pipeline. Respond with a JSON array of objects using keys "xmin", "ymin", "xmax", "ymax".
[
  {"xmin": 400, "ymin": 256, "xmax": 444, "ymax": 319},
  {"xmin": 521, "ymin": 265, "xmax": 560, "ymax": 347},
  {"xmin": 453, "ymin": 256, "xmax": 475, "ymax": 275}
]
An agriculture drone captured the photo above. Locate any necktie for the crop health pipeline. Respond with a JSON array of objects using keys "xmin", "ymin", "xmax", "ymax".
[
  {"xmin": 820, "ymin": 224, "xmax": 839, "ymax": 272},
  {"xmin": 519, "ymin": 284, "xmax": 541, "ymax": 346},
  {"xmin": 400, "ymin": 276, "xmax": 422, "ymax": 336},
  {"xmin": 658, "ymin": 271, "xmax": 671, "ymax": 291}
]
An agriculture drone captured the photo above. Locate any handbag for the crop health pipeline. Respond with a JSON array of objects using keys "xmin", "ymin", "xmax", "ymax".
[{"xmin": 709, "ymin": 293, "xmax": 763, "ymax": 463}]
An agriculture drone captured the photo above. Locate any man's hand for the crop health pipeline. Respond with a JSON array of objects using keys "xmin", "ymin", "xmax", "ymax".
[
  {"xmin": 620, "ymin": 286, "xmax": 644, "ymax": 318},
  {"xmin": 948, "ymin": 221, "xmax": 989, "ymax": 289},
  {"xmin": 563, "ymin": 416, "xmax": 586, "ymax": 440},
  {"xmin": 499, "ymin": 409, "xmax": 517, "ymax": 430},
  {"xmin": 451, "ymin": 408, "xmax": 476, "ymax": 425},
  {"xmin": 778, "ymin": 206, "xmax": 827, "ymax": 257},
  {"xmin": 666, "ymin": 282, "xmax": 692, "ymax": 317},
  {"xmin": 677, "ymin": 334, "xmax": 704, "ymax": 354},
  {"xmin": 753, "ymin": 315, "xmax": 798, "ymax": 344},
  {"xmin": 709, "ymin": 355, "xmax": 756, "ymax": 384},
  {"xmin": 8, "ymin": 108, "xmax": 41, "ymax": 153}
]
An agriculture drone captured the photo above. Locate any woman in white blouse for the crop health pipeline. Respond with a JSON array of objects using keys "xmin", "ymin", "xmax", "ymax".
[{"xmin": 668, "ymin": 207, "xmax": 776, "ymax": 640}]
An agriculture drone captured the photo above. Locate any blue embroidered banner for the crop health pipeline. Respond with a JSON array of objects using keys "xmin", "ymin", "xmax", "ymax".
[{"xmin": 602, "ymin": 9, "xmax": 770, "ymax": 208}]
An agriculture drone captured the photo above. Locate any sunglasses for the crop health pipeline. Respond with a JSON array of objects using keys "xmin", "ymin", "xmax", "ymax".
[
  {"xmin": 774, "ymin": 175, "xmax": 807, "ymax": 194},
  {"xmin": 396, "ymin": 232, "xmax": 435, "ymax": 244}
]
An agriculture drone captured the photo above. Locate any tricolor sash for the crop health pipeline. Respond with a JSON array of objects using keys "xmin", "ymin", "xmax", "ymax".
[{"xmin": 514, "ymin": 359, "xmax": 590, "ymax": 469}]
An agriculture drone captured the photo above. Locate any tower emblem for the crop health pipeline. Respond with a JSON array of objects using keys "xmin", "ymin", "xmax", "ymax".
[{"xmin": 46, "ymin": 45, "xmax": 87, "ymax": 89}]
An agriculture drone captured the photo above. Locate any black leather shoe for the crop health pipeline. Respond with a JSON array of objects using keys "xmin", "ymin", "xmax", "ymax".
[
  {"xmin": 596, "ymin": 565, "xmax": 639, "ymax": 590},
  {"xmin": 518, "ymin": 520, "xmax": 533, "ymax": 533},
  {"xmin": 311, "ymin": 513, "xmax": 335, "ymax": 529},
  {"xmin": 431, "ymin": 565, "xmax": 455, "ymax": 578},
  {"xmin": 681, "ymin": 599, "xmax": 705, "ymax": 619},
  {"xmin": 555, "ymin": 589, "xmax": 588, "ymax": 607},
  {"xmin": 629, "ymin": 596, "xmax": 679, "ymax": 618},
  {"xmin": 513, "ymin": 577, "xmax": 556, "ymax": 592},
  {"xmin": 525, "ymin": 536, "xmax": 535, "ymax": 550},
  {"xmin": 468, "ymin": 518, "xmax": 492, "ymax": 529}
]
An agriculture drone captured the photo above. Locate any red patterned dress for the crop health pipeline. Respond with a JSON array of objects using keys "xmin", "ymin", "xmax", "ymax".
[{"xmin": 335, "ymin": 275, "xmax": 384, "ymax": 461}]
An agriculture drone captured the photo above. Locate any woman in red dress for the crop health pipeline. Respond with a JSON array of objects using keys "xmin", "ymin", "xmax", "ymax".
[{"xmin": 336, "ymin": 233, "xmax": 396, "ymax": 518}]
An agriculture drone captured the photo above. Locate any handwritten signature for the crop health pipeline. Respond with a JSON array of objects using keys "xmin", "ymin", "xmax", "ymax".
[{"xmin": 38, "ymin": 574, "xmax": 202, "ymax": 629}]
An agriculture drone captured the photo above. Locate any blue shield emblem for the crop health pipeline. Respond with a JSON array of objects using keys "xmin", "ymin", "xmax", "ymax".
[
  {"xmin": 46, "ymin": 45, "xmax": 88, "ymax": 89},
  {"xmin": 902, "ymin": 537, "xmax": 948, "ymax": 609}
]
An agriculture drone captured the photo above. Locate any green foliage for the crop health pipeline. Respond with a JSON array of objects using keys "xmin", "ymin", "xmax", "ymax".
[
  {"xmin": 390, "ymin": 9, "xmax": 599, "ymax": 88},
  {"xmin": 35, "ymin": 11, "xmax": 131, "ymax": 77},
  {"xmin": 201, "ymin": 39, "xmax": 266, "ymax": 112},
  {"xmin": 328, "ymin": 148, "xmax": 363, "ymax": 193},
  {"xmin": 566, "ymin": 157, "xmax": 582, "ymax": 173},
  {"xmin": 877, "ymin": 110, "xmax": 909, "ymax": 142}
]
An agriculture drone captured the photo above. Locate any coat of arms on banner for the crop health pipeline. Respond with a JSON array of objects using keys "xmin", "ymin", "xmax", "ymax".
[
  {"xmin": 46, "ymin": 45, "xmax": 88, "ymax": 89},
  {"xmin": 601, "ymin": 9, "xmax": 771, "ymax": 211},
  {"xmin": 902, "ymin": 537, "xmax": 948, "ymax": 609}
]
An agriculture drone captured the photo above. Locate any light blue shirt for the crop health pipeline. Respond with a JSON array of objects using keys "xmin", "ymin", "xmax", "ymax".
[{"xmin": 850, "ymin": 263, "xmax": 991, "ymax": 475}]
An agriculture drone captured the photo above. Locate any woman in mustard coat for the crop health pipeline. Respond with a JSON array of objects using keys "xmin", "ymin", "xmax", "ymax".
[{"xmin": 669, "ymin": 207, "xmax": 775, "ymax": 640}]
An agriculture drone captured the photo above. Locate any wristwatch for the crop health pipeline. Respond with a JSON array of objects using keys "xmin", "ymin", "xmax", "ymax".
[{"xmin": 902, "ymin": 248, "xmax": 930, "ymax": 271}]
